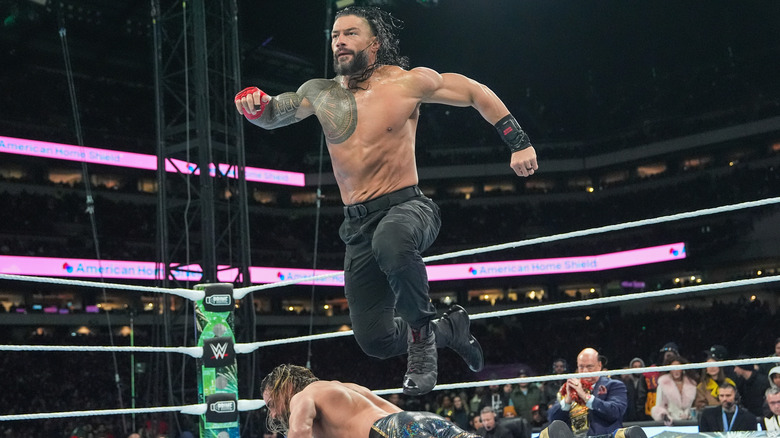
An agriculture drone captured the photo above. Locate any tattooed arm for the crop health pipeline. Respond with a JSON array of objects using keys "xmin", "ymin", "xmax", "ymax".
[
  {"xmin": 234, "ymin": 79, "xmax": 330, "ymax": 130},
  {"xmin": 252, "ymin": 91, "xmax": 308, "ymax": 130}
]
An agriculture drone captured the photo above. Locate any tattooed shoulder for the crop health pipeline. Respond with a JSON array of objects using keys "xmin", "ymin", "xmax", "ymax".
[{"xmin": 299, "ymin": 79, "xmax": 357, "ymax": 144}]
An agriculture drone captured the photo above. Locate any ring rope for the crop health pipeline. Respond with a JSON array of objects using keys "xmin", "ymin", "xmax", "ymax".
[
  {"xmin": 371, "ymin": 356, "xmax": 780, "ymax": 395},
  {"xmin": 468, "ymin": 275, "xmax": 780, "ymax": 321},
  {"xmin": 0, "ymin": 273, "xmax": 200, "ymax": 301},
  {"xmin": 3, "ymin": 356, "xmax": 776, "ymax": 420},
  {"xmin": 235, "ymin": 275, "xmax": 780, "ymax": 353},
  {"xmin": 0, "ymin": 400, "xmax": 265, "ymax": 422},
  {"xmin": 0, "ymin": 344, "xmax": 202, "ymax": 357},
  {"xmin": 233, "ymin": 196, "xmax": 780, "ymax": 297},
  {"xmin": 0, "ymin": 337, "xmax": 357, "ymax": 355},
  {"xmin": 1, "ymin": 198, "xmax": 776, "ymax": 299},
  {"xmin": 235, "ymin": 330, "xmax": 354, "ymax": 353},
  {"xmin": 6, "ymin": 275, "xmax": 775, "ymax": 355},
  {"xmin": 421, "ymin": 196, "xmax": 780, "ymax": 263}
]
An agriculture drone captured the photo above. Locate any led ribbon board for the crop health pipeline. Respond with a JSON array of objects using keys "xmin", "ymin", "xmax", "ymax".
[
  {"xmin": 0, "ymin": 135, "xmax": 305, "ymax": 186},
  {"xmin": 0, "ymin": 243, "xmax": 686, "ymax": 285}
]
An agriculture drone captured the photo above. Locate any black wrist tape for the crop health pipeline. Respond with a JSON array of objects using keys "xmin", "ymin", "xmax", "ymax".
[{"xmin": 495, "ymin": 114, "xmax": 531, "ymax": 153}]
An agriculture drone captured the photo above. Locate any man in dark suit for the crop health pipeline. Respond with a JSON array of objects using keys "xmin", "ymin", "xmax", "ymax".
[
  {"xmin": 699, "ymin": 382, "xmax": 758, "ymax": 432},
  {"xmin": 478, "ymin": 406, "xmax": 513, "ymax": 438},
  {"xmin": 548, "ymin": 348, "xmax": 645, "ymax": 438}
]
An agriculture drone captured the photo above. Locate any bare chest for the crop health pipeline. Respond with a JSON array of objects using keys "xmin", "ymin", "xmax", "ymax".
[{"xmin": 304, "ymin": 80, "xmax": 417, "ymax": 144}]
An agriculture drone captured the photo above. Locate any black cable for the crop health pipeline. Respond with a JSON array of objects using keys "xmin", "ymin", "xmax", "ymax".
[
  {"xmin": 167, "ymin": 2, "xmax": 191, "ymax": 434},
  {"xmin": 304, "ymin": 0, "xmax": 335, "ymax": 370},
  {"xmin": 56, "ymin": 5, "xmax": 127, "ymax": 435},
  {"xmin": 228, "ymin": 1, "xmax": 258, "ymax": 434}
]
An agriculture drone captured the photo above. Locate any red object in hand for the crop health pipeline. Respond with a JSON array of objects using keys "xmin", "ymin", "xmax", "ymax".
[
  {"xmin": 235, "ymin": 86, "xmax": 267, "ymax": 120},
  {"xmin": 560, "ymin": 379, "xmax": 594, "ymax": 404}
]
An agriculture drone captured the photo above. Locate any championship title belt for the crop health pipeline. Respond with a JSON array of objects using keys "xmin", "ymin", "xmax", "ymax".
[
  {"xmin": 569, "ymin": 401, "xmax": 589, "ymax": 435},
  {"xmin": 559, "ymin": 381, "xmax": 593, "ymax": 435}
]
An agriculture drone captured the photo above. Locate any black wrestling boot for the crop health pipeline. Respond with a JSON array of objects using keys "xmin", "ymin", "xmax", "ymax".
[
  {"xmin": 539, "ymin": 420, "xmax": 574, "ymax": 438},
  {"xmin": 403, "ymin": 323, "xmax": 437, "ymax": 396},
  {"xmin": 613, "ymin": 426, "xmax": 647, "ymax": 438},
  {"xmin": 436, "ymin": 305, "xmax": 484, "ymax": 372}
]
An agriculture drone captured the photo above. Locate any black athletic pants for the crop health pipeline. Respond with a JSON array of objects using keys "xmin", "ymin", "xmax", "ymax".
[{"xmin": 339, "ymin": 187, "xmax": 441, "ymax": 359}]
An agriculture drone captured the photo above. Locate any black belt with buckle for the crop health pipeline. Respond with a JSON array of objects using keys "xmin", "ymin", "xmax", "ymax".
[{"xmin": 343, "ymin": 186, "xmax": 423, "ymax": 219}]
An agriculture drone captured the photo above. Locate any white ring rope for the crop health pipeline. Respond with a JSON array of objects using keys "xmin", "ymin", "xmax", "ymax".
[
  {"xmin": 4, "ymin": 356, "xmax": 776, "ymax": 421},
  {"xmin": 235, "ymin": 330, "xmax": 354, "ymax": 353},
  {"xmin": 0, "ymin": 198, "xmax": 776, "ymax": 300},
  {"xmin": 0, "ymin": 273, "xmax": 201, "ymax": 301},
  {"xmin": 0, "ymin": 400, "xmax": 265, "ymax": 422},
  {"xmin": 236, "ymin": 274, "xmax": 780, "ymax": 353},
  {"xmin": 372, "ymin": 356, "xmax": 780, "ymax": 395},
  {"xmin": 7, "ymin": 275, "xmax": 774, "ymax": 355},
  {"xmin": 0, "ymin": 344, "xmax": 202, "ymax": 357},
  {"xmin": 421, "ymin": 196, "xmax": 780, "ymax": 263},
  {"xmin": 233, "ymin": 196, "xmax": 780, "ymax": 298},
  {"xmin": 468, "ymin": 275, "xmax": 780, "ymax": 321}
]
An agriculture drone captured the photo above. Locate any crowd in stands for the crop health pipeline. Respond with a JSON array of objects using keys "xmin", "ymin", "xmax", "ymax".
[{"xmin": 0, "ymin": 298, "xmax": 777, "ymax": 437}]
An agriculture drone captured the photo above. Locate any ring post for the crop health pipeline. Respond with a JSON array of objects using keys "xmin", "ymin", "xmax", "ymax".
[{"xmin": 195, "ymin": 283, "xmax": 240, "ymax": 437}]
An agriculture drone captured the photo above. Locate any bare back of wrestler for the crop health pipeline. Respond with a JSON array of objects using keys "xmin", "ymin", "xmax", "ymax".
[
  {"xmin": 234, "ymin": 14, "xmax": 538, "ymax": 206},
  {"xmin": 265, "ymin": 380, "xmax": 401, "ymax": 438}
]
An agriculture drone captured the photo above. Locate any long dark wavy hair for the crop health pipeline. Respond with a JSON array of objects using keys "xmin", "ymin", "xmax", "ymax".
[
  {"xmin": 662, "ymin": 355, "xmax": 699, "ymax": 382},
  {"xmin": 335, "ymin": 6, "xmax": 409, "ymax": 89}
]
